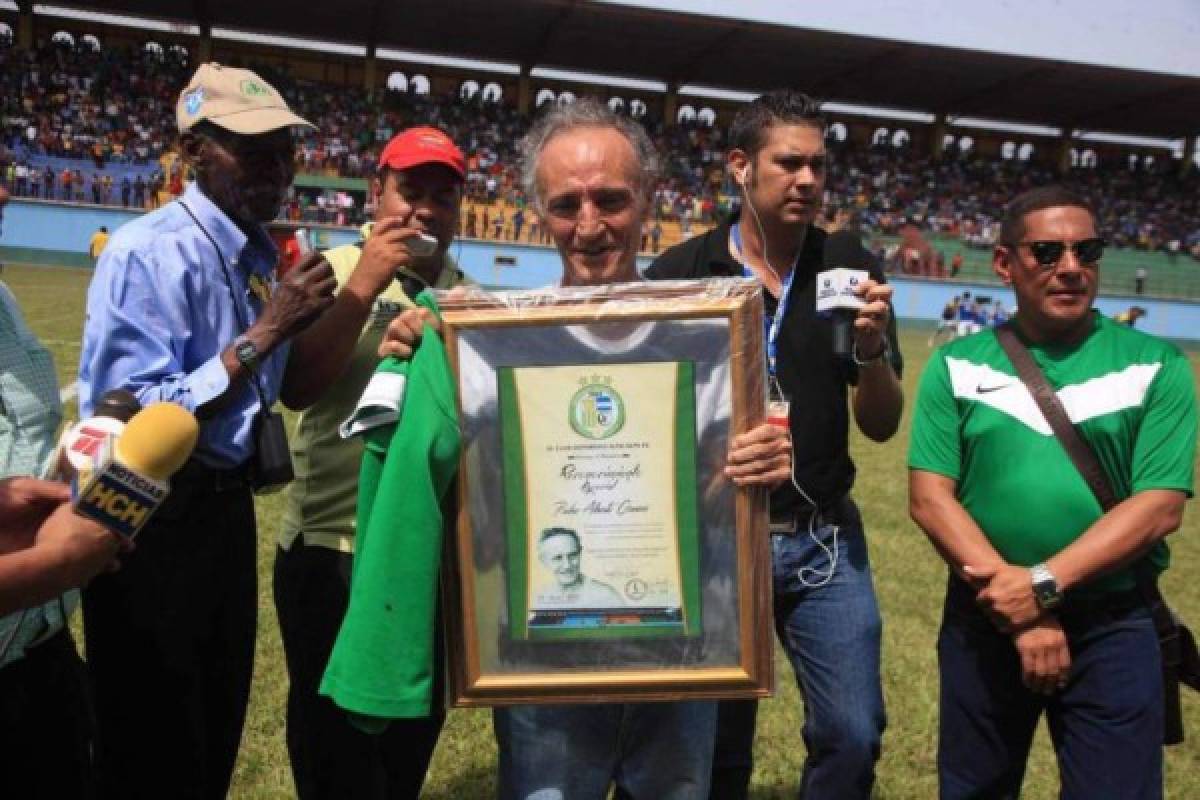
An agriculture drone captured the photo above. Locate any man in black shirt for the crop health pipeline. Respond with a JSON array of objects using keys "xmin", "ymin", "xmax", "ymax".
[{"xmin": 647, "ymin": 90, "xmax": 903, "ymax": 800}]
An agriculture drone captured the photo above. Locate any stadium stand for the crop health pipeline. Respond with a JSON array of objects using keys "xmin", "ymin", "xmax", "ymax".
[{"xmin": 0, "ymin": 33, "xmax": 1197, "ymax": 295}]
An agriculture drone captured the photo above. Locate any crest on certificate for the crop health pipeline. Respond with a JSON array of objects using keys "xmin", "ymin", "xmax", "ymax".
[{"xmin": 569, "ymin": 376, "xmax": 625, "ymax": 440}]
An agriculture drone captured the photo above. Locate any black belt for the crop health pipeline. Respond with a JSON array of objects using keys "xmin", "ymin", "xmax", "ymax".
[
  {"xmin": 1058, "ymin": 588, "xmax": 1145, "ymax": 624},
  {"xmin": 769, "ymin": 493, "xmax": 854, "ymax": 535},
  {"xmin": 172, "ymin": 458, "xmax": 252, "ymax": 493}
]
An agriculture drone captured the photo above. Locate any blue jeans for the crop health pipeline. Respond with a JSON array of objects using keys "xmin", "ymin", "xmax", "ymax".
[
  {"xmin": 494, "ymin": 701, "xmax": 716, "ymax": 800},
  {"xmin": 710, "ymin": 498, "xmax": 885, "ymax": 799},
  {"xmin": 938, "ymin": 579, "xmax": 1163, "ymax": 800}
]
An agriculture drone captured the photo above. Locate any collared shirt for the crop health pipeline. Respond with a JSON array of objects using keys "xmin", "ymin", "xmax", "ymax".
[
  {"xmin": 0, "ymin": 283, "xmax": 60, "ymax": 479},
  {"xmin": 79, "ymin": 182, "xmax": 286, "ymax": 468},
  {"xmin": 0, "ymin": 281, "xmax": 72, "ymax": 668}
]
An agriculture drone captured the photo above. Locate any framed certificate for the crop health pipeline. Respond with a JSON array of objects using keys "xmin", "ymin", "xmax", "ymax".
[{"xmin": 438, "ymin": 279, "xmax": 772, "ymax": 705}]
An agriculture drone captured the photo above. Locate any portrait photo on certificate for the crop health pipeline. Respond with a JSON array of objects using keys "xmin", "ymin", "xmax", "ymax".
[{"xmin": 438, "ymin": 280, "xmax": 772, "ymax": 705}]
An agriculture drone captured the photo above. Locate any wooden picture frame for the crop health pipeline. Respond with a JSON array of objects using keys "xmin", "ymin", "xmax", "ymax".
[{"xmin": 436, "ymin": 279, "xmax": 772, "ymax": 706}]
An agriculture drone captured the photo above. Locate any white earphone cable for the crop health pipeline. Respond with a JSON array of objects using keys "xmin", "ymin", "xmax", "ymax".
[{"xmin": 741, "ymin": 170, "xmax": 839, "ymax": 588}]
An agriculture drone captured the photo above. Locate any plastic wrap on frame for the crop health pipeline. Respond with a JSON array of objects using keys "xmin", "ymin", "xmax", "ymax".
[
  {"xmin": 432, "ymin": 277, "xmax": 763, "ymax": 317},
  {"xmin": 440, "ymin": 278, "xmax": 769, "ymax": 694}
]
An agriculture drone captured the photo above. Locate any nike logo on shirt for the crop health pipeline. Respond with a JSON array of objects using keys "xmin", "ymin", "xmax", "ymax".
[{"xmin": 949, "ymin": 357, "xmax": 1162, "ymax": 436}]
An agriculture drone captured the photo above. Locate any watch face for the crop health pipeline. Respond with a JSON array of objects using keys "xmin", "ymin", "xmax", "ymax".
[
  {"xmin": 1032, "ymin": 566, "xmax": 1060, "ymax": 609},
  {"xmin": 236, "ymin": 340, "xmax": 258, "ymax": 367},
  {"xmin": 1033, "ymin": 572, "xmax": 1061, "ymax": 608}
]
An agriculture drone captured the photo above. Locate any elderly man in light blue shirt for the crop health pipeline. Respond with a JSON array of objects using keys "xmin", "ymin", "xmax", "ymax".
[
  {"xmin": 77, "ymin": 63, "xmax": 335, "ymax": 799},
  {"xmin": 79, "ymin": 180, "xmax": 291, "ymax": 461}
]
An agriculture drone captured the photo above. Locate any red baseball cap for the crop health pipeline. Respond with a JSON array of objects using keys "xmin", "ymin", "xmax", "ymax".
[{"xmin": 378, "ymin": 127, "xmax": 465, "ymax": 180}]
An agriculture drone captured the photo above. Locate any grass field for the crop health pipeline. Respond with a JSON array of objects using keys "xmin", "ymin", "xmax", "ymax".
[{"xmin": 7, "ymin": 263, "xmax": 1199, "ymax": 799}]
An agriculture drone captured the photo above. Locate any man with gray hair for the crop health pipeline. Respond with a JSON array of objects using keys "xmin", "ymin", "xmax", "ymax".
[
  {"xmin": 534, "ymin": 527, "xmax": 624, "ymax": 608},
  {"xmin": 378, "ymin": 97, "xmax": 790, "ymax": 800},
  {"xmin": 500, "ymin": 97, "xmax": 791, "ymax": 800}
]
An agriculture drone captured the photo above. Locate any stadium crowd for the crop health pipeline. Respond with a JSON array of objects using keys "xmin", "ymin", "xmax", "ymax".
[
  {"xmin": 0, "ymin": 36, "xmax": 184, "ymax": 164},
  {"xmin": 0, "ymin": 38, "xmax": 1197, "ymax": 259}
]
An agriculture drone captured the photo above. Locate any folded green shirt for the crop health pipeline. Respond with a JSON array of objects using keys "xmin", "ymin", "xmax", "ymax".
[{"xmin": 320, "ymin": 292, "xmax": 461, "ymax": 727}]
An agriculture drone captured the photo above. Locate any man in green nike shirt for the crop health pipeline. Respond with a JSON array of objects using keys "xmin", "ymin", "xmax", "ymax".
[
  {"xmin": 909, "ymin": 185, "xmax": 1196, "ymax": 800},
  {"xmin": 275, "ymin": 126, "xmax": 470, "ymax": 800}
]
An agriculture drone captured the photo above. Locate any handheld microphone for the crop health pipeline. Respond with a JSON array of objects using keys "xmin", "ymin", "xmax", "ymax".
[
  {"xmin": 93, "ymin": 388, "xmax": 142, "ymax": 423},
  {"xmin": 816, "ymin": 231, "xmax": 871, "ymax": 359},
  {"xmin": 294, "ymin": 228, "xmax": 313, "ymax": 257},
  {"xmin": 407, "ymin": 232, "xmax": 439, "ymax": 258},
  {"xmin": 72, "ymin": 402, "xmax": 199, "ymax": 538},
  {"xmin": 47, "ymin": 389, "xmax": 144, "ymax": 481}
]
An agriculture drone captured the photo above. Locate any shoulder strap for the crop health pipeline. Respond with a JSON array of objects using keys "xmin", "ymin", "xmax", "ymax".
[
  {"xmin": 995, "ymin": 324, "xmax": 1173, "ymax": 633},
  {"xmin": 177, "ymin": 200, "xmax": 270, "ymax": 413},
  {"xmin": 995, "ymin": 324, "xmax": 1118, "ymax": 511}
]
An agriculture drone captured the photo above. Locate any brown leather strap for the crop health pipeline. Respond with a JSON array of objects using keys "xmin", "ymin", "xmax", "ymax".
[
  {"xmin": 994, "ymin": 323, "xmax": 1176, "ymax": 644},
  {"xmin": 995, "ymin": 324, "xmax": 1118, "ymax": 511}
]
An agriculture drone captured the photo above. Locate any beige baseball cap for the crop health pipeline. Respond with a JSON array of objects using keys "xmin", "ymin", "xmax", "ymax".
[{"xmin": 176, "ymin": 63, "xmax": 313, "ymax": 135}]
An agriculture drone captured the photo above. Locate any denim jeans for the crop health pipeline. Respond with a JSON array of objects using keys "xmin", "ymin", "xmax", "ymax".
[
  {"xmin": 710, "ymin": 498, "xmax": 886, "ymax": 799},
  {"xmin": 493, "ymin": 701, "xmax": 716, "ymax": 800},
  {"xmin": 938, "ymin": 579, "xmax": 1163, "ymax": 800}
]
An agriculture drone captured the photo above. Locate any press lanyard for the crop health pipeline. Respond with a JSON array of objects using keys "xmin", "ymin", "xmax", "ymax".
[
  {"xmin": 730, "ymin": 221, "xmax": 798, "ymax": 377},
  {"xmin": 178, "ymin": 201, "xmax": 270, "ymax": 409}
]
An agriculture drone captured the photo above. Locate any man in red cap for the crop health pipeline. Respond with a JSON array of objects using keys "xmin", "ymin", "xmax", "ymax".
[{"xmin": 273, "ymin": 126, "xmax": 471, "ymax": 800}]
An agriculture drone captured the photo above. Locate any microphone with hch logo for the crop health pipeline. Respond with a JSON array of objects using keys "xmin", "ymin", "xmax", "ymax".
[
  {"xmin": 72, "ymin": 402, "xmax": 199, "ymax": 539},
  {"xmin": 815, "ymin": 230, "xmax": 871, "ymax": 359}
]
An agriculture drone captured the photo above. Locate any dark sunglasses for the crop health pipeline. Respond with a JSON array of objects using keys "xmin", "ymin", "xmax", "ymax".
[{"xmin": 1015, "ymin": 237, "xmax": 1105, "ymax": 268}]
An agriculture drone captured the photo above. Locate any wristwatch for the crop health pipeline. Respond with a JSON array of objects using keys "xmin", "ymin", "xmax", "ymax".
[
  {"xmin": 1030, "ymin": 563, "xmax": 1062, "ymax": 610},
  {"xmin": 852, "ymin": 338, "xmax": 892, "ymax": 369},
  {"xmin": 234, "ymin": 336, "xmax": 261, "ymax": 372}
]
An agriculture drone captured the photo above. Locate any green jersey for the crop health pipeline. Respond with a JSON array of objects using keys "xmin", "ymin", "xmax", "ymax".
[
  {"xmin": 909, "ymin": 313, "xmax": 1195, "ymax": 593},
  {"xmin": 320, "ymin": 293, "xmax": 460, "ymax": 722},
  {"xmin": 279, "ymin": 224, "xmax": 468, "ymax": 553}
]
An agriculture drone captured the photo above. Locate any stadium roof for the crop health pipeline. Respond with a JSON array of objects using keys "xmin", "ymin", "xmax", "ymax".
[{"xmin": 55, "ymin": 0, "xmax": 1200, "ymax": 139}]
